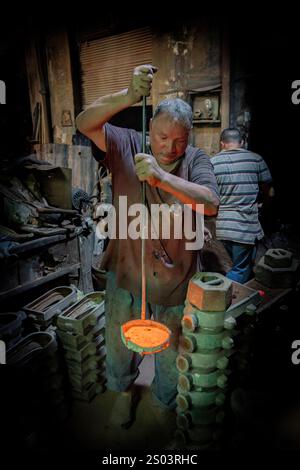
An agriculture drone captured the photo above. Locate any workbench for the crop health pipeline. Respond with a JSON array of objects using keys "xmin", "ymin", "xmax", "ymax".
[{"xmin": 226, "ymin": 276, "xmax": 296, "ymax": 316}]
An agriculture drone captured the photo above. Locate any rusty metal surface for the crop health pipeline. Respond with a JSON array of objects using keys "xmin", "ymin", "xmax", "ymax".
[{"xmin": 187, "ymin": 273, "xmax": 233, "ymax": 312}]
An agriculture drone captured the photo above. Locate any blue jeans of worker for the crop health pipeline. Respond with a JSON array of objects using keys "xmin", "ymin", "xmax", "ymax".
[
  {"xmin": 105, "ymin": 271, "xmax": 184, "ymax": 410},
  {"xmin": 222, "ymin": 240, "xmax": 257, "ymax": 284}
]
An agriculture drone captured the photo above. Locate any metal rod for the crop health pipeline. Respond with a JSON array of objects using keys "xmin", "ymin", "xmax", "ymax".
[{"xmin": 141, "ymin": 96, "xmax": 147, "ymax": 320}]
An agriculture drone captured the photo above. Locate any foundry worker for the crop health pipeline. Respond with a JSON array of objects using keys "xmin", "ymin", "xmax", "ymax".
[
  {"xmin": 211, "ymin": 128, "xmax": 274, "ymax": 284},
  {"xmin": 76, "ymin": 65, "xmax": 219, "ymax": 429}
]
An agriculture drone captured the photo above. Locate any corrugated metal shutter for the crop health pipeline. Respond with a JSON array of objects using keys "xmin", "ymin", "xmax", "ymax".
[{"xmin": 80, "ymin": 27, "xmax": 152, "ymax": 109}]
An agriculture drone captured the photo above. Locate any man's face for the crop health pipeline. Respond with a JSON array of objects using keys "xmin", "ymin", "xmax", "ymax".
[{"xmin": 149, "ymin": 113, "xmax": 189, "ymax": 166}]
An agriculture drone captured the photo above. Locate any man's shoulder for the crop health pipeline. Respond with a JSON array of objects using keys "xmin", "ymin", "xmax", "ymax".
[
  {"xmin": 210, "ymin": 151, "xmax": 228, "ymax": 164},
  {"xmin": 186, "ymin": 145, "xmax": 210, "ymax": 161},
  {"xmin": 212, "ymin": 148, "xmax": 263, "ymax": 161},
  {"xmin": 105, "ymin": 122, "xmax": 140, "ymax": 142},
  {"xmin": 238, "ymin": 148, "xmax": 264, "ymax": 161}
]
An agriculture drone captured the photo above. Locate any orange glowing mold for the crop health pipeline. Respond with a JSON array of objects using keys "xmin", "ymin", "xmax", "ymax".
[{"xmin": 121, "ymin": 319, "xmax": 171, "ymax": 355}]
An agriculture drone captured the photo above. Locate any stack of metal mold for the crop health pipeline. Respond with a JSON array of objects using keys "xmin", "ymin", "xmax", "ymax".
[
  {"xmin": 0, "ymin": 311, "xmax": 26, "ymax": 348},
  {"xmin": 56, "ymin": 291, "xmax": 106, "ymax": 402},
  {"xmin": 22, "ymin": 286, "xmax": 78, "ymax": 331},
  {"xmin": 255, "ymin": 248, "xmax": 298, "ymax": 288},
  {"xmin": 6, "ymin": 330, "xmax": 69, "ymax": 447},
  {"xmin": 175, "ymin": 272, "xmax": 234, "ymax": 449}
]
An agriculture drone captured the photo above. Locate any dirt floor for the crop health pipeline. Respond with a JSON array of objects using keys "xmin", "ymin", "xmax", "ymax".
[{"xmin": 61, "ymin": 355, "xmax": 178, "ymax": 451}]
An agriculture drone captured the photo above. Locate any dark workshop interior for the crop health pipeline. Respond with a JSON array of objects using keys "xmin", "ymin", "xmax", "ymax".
[{"xmin": 1, "ymin": 9, "xmax": 300, "ymax": 456}]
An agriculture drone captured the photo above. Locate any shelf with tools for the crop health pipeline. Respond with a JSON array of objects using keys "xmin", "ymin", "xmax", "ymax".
[
  {"xmin": 0, "ymin": 263, "xmax": 81, "ymax": 303},
  {"xmin": 188, "ymin": 88, "xmax": 223, "ymax": 156},
  {"xmin": 0, "ymin": 156, "xmax": 96, "ymax": 309},
  {"xmin": 192, "ymin": 119, "xmax": 221, "ymax": 124},
  {"xmin": 0, "ymin": 229, "xmax": 83, "ymax": 305}
]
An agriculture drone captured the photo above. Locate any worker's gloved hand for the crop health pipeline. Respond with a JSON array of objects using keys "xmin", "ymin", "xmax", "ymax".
[
  {"xmin": 134, "ymin": 153, "xmax": 164, "ymax": 187},
  {"xmin": 127, "ymin": 64, "xmax": 158, "ymax": 103}
]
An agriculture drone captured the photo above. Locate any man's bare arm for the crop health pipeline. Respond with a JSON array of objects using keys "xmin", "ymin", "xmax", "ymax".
[
  {"xmin": 135, "ymin": 154, "xmax": 219, "ymax": 216},
  {"xmin": 75, "ymin": 65, "xmax": 157, "ymax": 151},
  {"xmin": 158, "ymin": 172, "xmax": 219, "ymax": 216}
]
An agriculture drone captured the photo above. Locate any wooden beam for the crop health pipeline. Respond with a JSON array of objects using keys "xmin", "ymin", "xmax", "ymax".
[
  {"xmin": 10, "ymin": 235, "xmax": 67, "ymax": 255},
  {"xmin": 45, "ymin": 31, "xmax": 76, "ymax": 145},
  {"xmin": 25, "ymin": 38, "xmax": 51, "ymax": 144},
  {"xmin": 221, "ymin": 24, "xmax": 230, "ymax": 130}
]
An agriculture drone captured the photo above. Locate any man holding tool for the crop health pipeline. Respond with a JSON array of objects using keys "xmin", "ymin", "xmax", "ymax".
[{"xmin": 76, "ymin": 65, "xmax": 219, "ymax": 429}]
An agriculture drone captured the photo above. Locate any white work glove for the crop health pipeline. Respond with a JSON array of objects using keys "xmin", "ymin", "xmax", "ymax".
[{"xmin": 127, "ymin": 64, "xmax": 158, "ymax": 104}]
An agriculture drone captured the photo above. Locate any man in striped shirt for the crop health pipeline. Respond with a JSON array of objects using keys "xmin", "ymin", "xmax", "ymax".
[{"xmin": 211, "ymin": 128, "xmax": 273, "ymax": 283}]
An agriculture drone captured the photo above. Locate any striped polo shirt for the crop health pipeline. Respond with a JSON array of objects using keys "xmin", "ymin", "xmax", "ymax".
[{"xmin": 211, "ymin": 148, "xmax": 272, "ymax": 245}]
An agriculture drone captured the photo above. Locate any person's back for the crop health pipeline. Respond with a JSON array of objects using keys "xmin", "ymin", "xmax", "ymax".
[{"xmin": 211, "ymin": 128, "xmax": 273, "ymax": 283}]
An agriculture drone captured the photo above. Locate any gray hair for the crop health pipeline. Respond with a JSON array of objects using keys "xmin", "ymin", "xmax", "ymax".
[
  {"xmin": 220, "ymin": 128, "xmax": 243, "ymax": 144},
  {"xmin": 152, "ymin": 98, "xmax": 193, "ymax": 130}
]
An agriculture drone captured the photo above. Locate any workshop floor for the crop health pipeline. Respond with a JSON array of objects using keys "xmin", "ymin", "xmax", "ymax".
[{"xmin": 62, "ymin": 355, "xmax": 177, "ymax": 451}]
